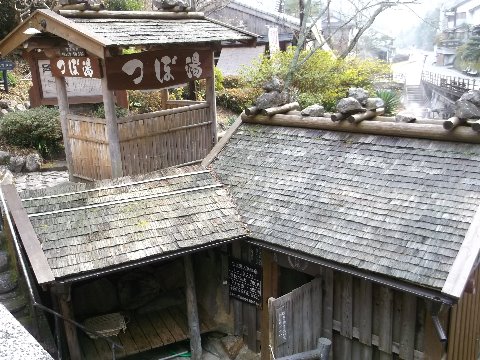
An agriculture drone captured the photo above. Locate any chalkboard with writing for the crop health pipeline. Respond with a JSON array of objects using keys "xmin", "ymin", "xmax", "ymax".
[{"xmin": 229, "ymin": 258, "xmax": 262, "ymax": 306}]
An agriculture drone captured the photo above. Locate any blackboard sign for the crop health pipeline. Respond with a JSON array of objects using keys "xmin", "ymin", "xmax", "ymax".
[{"xmin": 229, "ymin": 258, "xmax": 262, "ymax": 306}]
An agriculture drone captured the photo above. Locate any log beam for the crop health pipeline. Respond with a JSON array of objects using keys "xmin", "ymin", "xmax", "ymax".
[
  {"xmin": 348, "ymin": 108, "xmax": 384, "ymax": 123},
  {"xmin": 261, "ymin": 102, "xmax": 300, "ymax": 116},
  {"xmin": 56, "ymin": 284, "xmax": 82, "ymax": 360},
  {"xmin": 443, "ymin": 117, "xmax": 466, "ymax": 131},
  {"xmin": 54, "ymin": 76, "xmax": 74, "ymax": 181}
]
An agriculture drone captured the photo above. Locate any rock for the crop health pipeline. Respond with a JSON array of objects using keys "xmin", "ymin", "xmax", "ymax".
[
  {"xmin": 365, "ymin": 97, "xmax": 385, "ymax": 110},
  {"xmin": 15, "ymin": 103, "xmax": 26, "ymax": 112},
  {"xmin": 2, "ymin": 294, "xmax": 27, "ymax": 314},
  {"xmin": 0, "ymin": 272, "xmax": 17, "ymax": 294},
  {"xmin": 395, "ymin": 111, "xmax": 416, "ymax": 123},
  {"xmin": 221, "ymin": 335, "xmax": 244, "ymax": 360},
  {"xmin": 25, "ymin": 153, "xmax": 42, "ymax": 172},
  {"xmin": 301, "ymin": 104, "xmax": 325, "ymax": 117},
  {"xmin": 0, "ymin": 169, "xmax": 14, "ymax": 185},
  {"xmin": 459, "ymin": 90, "xmax": 480, "ymax": 108},
  {"xmin": 0, "ymin": 100, "xmax": 9, "ymax": 109},
  {"xmin": 348, "ymin": 87, "xmax": 369, "ymax": 105},
  {"xmin": 336, "ymin": 97, "xmax": 365, "ymax": 114},
  {"xmin": 23, "ymin": 101, "xmax": 31, "ymax": 110},
  {"xmin": 8, "ymin": 156, "xmax": 26, "ymax": 173},
  {"xmin": 455, "ymin": 99, "xmax": 480, "ymax": 119},
  {"xmin": 263, "ymin": 77, "xmax": 284, "ymax": 92},
  {"xmin": 255, "ymin": 91, "xmax": 288, "ymax": 110},
  {"xmin": 0, "ymin": 151, "xmax": 10, "ymax": 165},
  {"xmin": 0, "ymin": 252, "xmax": 8, "ymax": 273},
  {"xmin": 0, "ymin": 109, "xmax": 9, "ymax": 117}
]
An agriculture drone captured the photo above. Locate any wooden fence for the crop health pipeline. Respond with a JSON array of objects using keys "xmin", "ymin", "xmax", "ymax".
[
  {"xmin": 267, "ymin": 268, "xmax": 427, "ymax": 360},
  {"xmin": 447, "ymin": 267, "xmax": 480, "ymax": 360},
  {"xmin": 67, "ymin": 101, "xmax": 213, "ymax": 180}
]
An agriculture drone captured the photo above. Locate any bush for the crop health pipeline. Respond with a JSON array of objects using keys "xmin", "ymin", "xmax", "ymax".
[
  {"xmin": 92, "ymin": 104, "xmax": 128, "ymax": 119},
  {"xmin": 104, "ymin": 0, "xmax": 143, "ymax": 10},
  {"xmin": 240, "ymin": 47, "xmax": 392, "ymax": 111},
  {"xmin": 217, "ymin": 87, "xmax": 261, "ymax": 114},
  {"xmin": 0, "ymin": 107, "xmax": 62, "ymax": 158},
  {"xmin": 223, "ymin": 76, "xmax": 243, "ymax": 89},
  {"xmin": 6, "ymin": 71, "xmax": 18, "ymax": 87},
  {"xmin": 376, "ymin": 89, "xmax": 400, "ymax": 115},
  {"xmin": 128, "ymin": 90, "xmax": 165, "ymax": 113}
]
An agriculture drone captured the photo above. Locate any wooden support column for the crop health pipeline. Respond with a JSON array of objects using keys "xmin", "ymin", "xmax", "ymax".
[
  {"xmin": 54, "ymin": 76, "xmax": 74, "ymax": 181},
  {"xmin": 184, "ymin": 254, "xmax": 202, "ymax": 360},
  {"xmin": 56, "ymin": 284, "xmax": 82, "ymax": 360},
  {"xmin": 160, "ymin": 89, "xmax": 169, "ymax": 109},
  {"xmin": 232, "ymin": 242, "xmax": 243, "ymax": 336},
  {"xmin": 205, "ymin": 51, "xmax": 217, "ymax": 146},
  {"xmin": 261, "ymin": 249, "xmax": 278, "ymax": 359},
  {"xmin": 101, "ymin": 60, "xmax": 123, "ymax": 178}
]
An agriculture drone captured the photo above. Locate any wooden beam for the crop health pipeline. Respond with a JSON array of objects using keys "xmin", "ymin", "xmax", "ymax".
[
  {"xmin": 56, "ymin": 284, "xmax": 82, "ymax": 360},
  {"xmin": 201, "ymin": 116, "xmax": 242, "ymax": 167},
  {"xmin": 184, "ymin": 254, "xmax": 202, "ymax": 360},
  {"xmin": 400, "ymin": 293, "xmax": 417, "ymax": 360},
  {"xmin": 55, "ymin": 76, "xmax": 74, "ymax": 181},
  {"xmin": 1, "ymin": 185, "xmax": 55, "ymax": 284},
  {"xmin": 205, "ymin": 52, "xmax": 217, "ymax": 146},
  {"xmin": 242, "ymin": 113, "xmax": 480, "ymax": 144},
  {"xmin": 101, "ymin": 60, "xmax": 123, "ymax": 178},
  {"xmin": 443, "ymin": 203, "xmax": 480, "ymax": 298},
  {"xmin": 260, "ymin": 102, "xmax": 300, "ymax": 116},
  {"xmin": 443, "ymin": 116, "xmax": 465, "ymax": 131}
]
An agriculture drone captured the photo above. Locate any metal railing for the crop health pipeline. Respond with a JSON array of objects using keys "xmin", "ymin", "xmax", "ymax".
[{"xmin": 421, "ymin": 71, "xmax": 479, "ymax": 93}]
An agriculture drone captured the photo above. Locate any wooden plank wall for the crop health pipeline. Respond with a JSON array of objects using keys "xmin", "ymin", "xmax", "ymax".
[
  {"xmin": 447, "ymin": 267, "xmax": 480, "ymax": 360},
  {"xmin": 67, "ymin": 114, "xmax": 112, "ymax": 181},
  {"xmin": 267, "ymin": 267, "xmax": 427, "ymax": 360},
  {"xmin": 118, "ymin": 103, "xmax": 213, "ymax": 176}
]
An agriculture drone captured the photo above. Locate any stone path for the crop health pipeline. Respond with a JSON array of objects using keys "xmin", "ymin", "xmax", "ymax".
[{"xmin": 13, "ymin": 170, "xmax": 70, "ymax": 192}]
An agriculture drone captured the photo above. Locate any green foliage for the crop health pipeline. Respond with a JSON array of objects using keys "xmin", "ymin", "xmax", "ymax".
[
  {"xmin": 0, "ymin": 0, "xmax": 16, "ymax": 40},
  {"xmin": 92, "ymin": 104, "xmax": 128, "ymax": 119},
  {"xmin": 223, "ymin": 76, "xmax": 242, "ymax": 89},
  {"xmin": 241, "ymin": 47, "xmax": 392, "ymax": 111},
  {"xmin": 214, "ymin": 66, "xmax": 224, "ymax": 92},
  {"xmin": 217, "ymin": 87, "xmax": 262, "ymax": 114},
  {"xmin": 104, "ymin": 0, "xmax": 143, "ymax": 10},
  {"xmin": 457, "ymin": 36, "xmax": 480, "ymax": 71},
  {"xmin": 128, "ymin": 90, "xmax": 165, "ymax": 113},
  {"xmin": 375, "ymin": 89, "xmax": 400, "ymax": 115},
  {"xmin": 6, "ymin": 71, "xmax": 18, "ymax": 87},
  {"xmin": 0, "ymin": 107, "xmax": 62, "ymax": 158}
]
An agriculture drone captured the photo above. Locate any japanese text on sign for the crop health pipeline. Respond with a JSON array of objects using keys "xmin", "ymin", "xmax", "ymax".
[
  {"xmin": 105, "ymin": 49, "xmax": 213, "ymax": 90},
  {"xmin": 50, "ymin": 57, "xmax": 102, "ymax": 79},
  {"xmin": 228, "ymin": 258, "xmax": 262, "ymax": 306}
]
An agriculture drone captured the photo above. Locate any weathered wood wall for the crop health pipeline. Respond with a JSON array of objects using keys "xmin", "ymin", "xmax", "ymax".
[
  {"xmin": 67, "ymin": 101, "xmax": 213, "ymax": 180},
  {"xmin": 263, "ymin": 250, "xmax": 428, "ymax": 360},
  {"xmin": 447, "ymin": 267, "xmax": 480, "ymax": 360}
]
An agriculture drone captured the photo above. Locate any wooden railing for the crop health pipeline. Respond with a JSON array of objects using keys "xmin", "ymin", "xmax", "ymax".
[
  {"xmin": 67, "ymin": 101, "xmax": 213, "ymax": 180},
  {"xmin": 421, "ymin": 71, "xmax": 479, "ymax": 94}
]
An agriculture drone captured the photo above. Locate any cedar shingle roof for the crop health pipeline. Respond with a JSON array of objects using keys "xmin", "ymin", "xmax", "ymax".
[
  {"xmin": 211, "ymin": 123, "xmax": 480, "ymax": 291},
  {"xmin": 20, "ymin": 166, "xmax": 247, "ymax": 279}
]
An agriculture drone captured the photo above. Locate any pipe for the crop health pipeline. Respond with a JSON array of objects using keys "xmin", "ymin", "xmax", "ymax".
[
  {"xmin": 0, "ymin": 188, "xmax": 123, "ymax": 358},
  {"xmin": 432, "ymin": 315, "xmax": 447, "ymax": 343}
]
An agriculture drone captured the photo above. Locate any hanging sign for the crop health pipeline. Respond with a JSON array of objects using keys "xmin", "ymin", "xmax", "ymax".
[
  {"xmin": 60, "ymin": 47, "xmax": 87, "ymax": 57},
  {"xmin": 50, "ymin": 57, "xmax": 102, "ymax": 78},
  {"xmin": 229, "ymin": 258, "xmax": 262, "ymax": 306},
  {"xmin": 105, "ymin": 48, "xmax": 213, "ymax": 90},
  {"xmin": 0, "ymin": 60, "xmax": 15, "ymax": 71}
]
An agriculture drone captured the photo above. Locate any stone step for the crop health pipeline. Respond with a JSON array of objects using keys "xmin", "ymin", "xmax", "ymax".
[
  {"xmin": 2, "ymin": 294, "xmax": 27, "ymax": 314},
  {"xmin": 0, "ymin": 251, "xmax": 9, "ymax": 273},
  {"xmin": 0, "ymin": 271, "xmax": 17, "ymax": 294}
]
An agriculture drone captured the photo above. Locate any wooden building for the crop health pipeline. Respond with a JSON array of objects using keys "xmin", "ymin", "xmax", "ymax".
[
  {"xmin": 0, "ymin": 8, "xmax": 256, "ymax": 181},
  {"xmin": 206, "ymin": 114, "xmax": 480, "ymax": 359},
  {"xmin": 1, "ymin": 165, "xmax": 248, "ymax": 359}
]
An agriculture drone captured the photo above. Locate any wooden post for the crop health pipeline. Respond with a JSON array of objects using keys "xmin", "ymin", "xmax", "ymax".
[
  {"xmin": 184, "ymin": 254, "xmax": 202, "ymax": 360},
  {"xmin": 56, "ymin": 284, "xmax": 82, "ymax": 360},
  {"xmin": 101, "ymin": 60, "xmax": 123, "ymax": 178},
  {"xmin": 160, "ymin": 89, "xmax": 169, "ymax": 109},
  {"xmin": 205, "ymin": 51, "xmax": 217, "ymax": 146},
  {"xmin": 262, "ymin": 250, "xmax": 276, "ymax": 359},
  {"xmin": 54, "ymin": 76, "xmax": 74, "ymax": 181}
]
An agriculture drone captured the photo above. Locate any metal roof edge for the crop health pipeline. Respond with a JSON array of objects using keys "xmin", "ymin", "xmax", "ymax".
[
  {"xmin": 246, "ymin": 239, "xmax": 457, "ymax": 306},
  {"xmin": 442, "ymin": 203, "xmax": 480, "ymax": 298}
]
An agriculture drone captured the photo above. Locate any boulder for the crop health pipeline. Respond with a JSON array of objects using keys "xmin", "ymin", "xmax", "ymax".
[
  {"xmin": 0, "ymin": 100, "xmax": 9, "ymax": 109},
  {"xmin": 15, "ymin": 103, "xmax": 26, "ymax": 112},
  {"xmin": 395, "ymin": 111, "xmax": 416, "ymax": 123},
  {"xmin": 263, "ymin": 77, "xmax": 284, "ymax": 93},
  {"xmin": 25, "ymin": 153, "xmax": 42, "ymax": 172},
  {"xmin": 0, "ymin": 151, "xmax": 11, "ymax": 165},
  {"xmin": 255, "ymin": 91, "xmax": 288, "ymax": 110},
  {"xmin": 221, "ymin": 335, "xmax": 245, "ymax": 360},
  {"xmin": 348, "ymin": 87, "xmax": 369, "ymax": 105},
  {"xmin": 336, "ymin": 97, "xmax": 364, "ymax": 114},
  {"xmin": 0, "ymin": 109, "xmax": 9, "ymax": 117},
  {"xmin": 8, "ymin": 156, "xmax": 26, "ymax": 173},
  {"xmin": 301, "ymin": 104, "xmax": 325, "ymax": 117},
  {"xmin": 23, "ymin": 101, "xmax": 31, "ymax": 110},
  {"xmin": 455, "ymin": 99, "xmax": 480, "ymax": 119},
  {"xmin": 0, "ymin": 168, "xmax": 13, "ymax": 185},
  {"xmin": 459, "ymin": 90, "xmax": 480, "ymax": 108},
  {"xmin": 365, "ymin": 97, "xmax": 385, "ymax": 110},
  {"xmin": 0, "ymin": 252, "xmax": 8, "ymax": 273}
]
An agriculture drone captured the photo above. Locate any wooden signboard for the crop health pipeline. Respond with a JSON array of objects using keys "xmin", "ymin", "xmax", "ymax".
[
  {"xmin": 105, "ymin": 49, "xmax": 213, "ymax": 90},
  {"xmin": 229, "ymin": 258, "xmax": 262, "ymax": 306},
  {"xmin": 60, "ymin": 47, "xmax": 87, "ymax": 57},
  {"xmin": 50, "ymin": 56, "xmax": 102, "ymax": 78}
]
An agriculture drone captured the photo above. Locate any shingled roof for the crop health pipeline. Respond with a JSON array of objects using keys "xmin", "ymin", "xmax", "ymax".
[
  {"xmin": 210, "ymin": 123, "xmax": 480, "ymax": 298},
  {"xmin": 15, "ymin": 166, "xmax": 247, "ymax": 282}
]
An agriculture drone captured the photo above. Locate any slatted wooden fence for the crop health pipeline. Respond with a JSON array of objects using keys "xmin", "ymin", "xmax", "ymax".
[
  {"xmin": 268, "ymin": 270, "xmax": 426, "ymax": 360},
  {"xmin": 67, "ymin": 101, "xmax": 213, "ymax": 180}
]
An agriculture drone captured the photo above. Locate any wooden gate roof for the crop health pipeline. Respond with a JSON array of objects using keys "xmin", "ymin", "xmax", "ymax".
[
  {"xmin": 2, "ymin": 165, "xmax": 247, "ymax": 283},
  {"xmin": 0, "ymin": 9, "xmax": 257, "ymax": 58},
  {"xmin": 210, "ymin": 122, "xmax": 480, "ymax": 300}
]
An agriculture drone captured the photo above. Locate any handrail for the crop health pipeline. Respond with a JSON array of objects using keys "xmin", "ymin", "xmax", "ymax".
[
  {"xmin": 421, "ymin": 70, "xmax": 479, "ymax": 92},
  {"xmin": 0, "ymin": 188, "xmax": 123, "ymax": 360}
]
